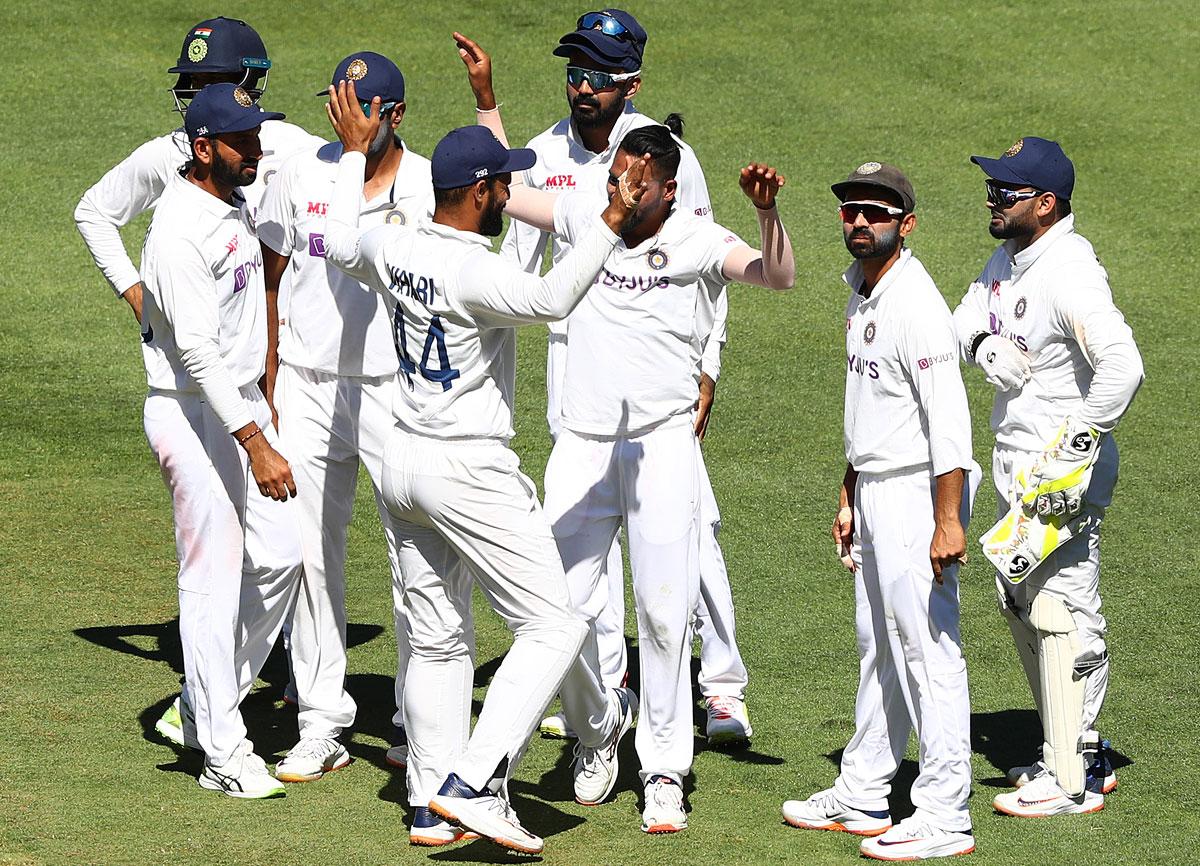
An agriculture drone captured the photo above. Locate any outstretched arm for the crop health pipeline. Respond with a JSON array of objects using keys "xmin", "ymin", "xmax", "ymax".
[{"xmin": 720, "ymin": 164, "xmax": 795, "ymax": 290}]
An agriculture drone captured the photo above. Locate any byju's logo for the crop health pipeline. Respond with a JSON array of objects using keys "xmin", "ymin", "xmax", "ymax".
[{"xmin": 308, "ymin": 233, "xmax": 327, "ymax": 258}]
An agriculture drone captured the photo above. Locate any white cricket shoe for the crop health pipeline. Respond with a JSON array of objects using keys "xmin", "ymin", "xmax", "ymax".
[
  {"xmin": 274, "ymin": 737, "xmax": 351, "ymax": 782},
  {"xmin": 408, "ymin": 805, "xmax": 480, "ymax": 847},
  {"xmin": 1006, "ymin": 760, "xmax": 1047, "ymax": 787},
  {"xmin": 198, "ymin": 740, "xmax": 285, "ymax": 799},
  {"xmin": 154, "ymin": 695, "xmax": 200, "ymax": 752},
  {"xmin": 992, "ymin": 772, "xmax": 1104, "ymax": 817},
  {"xmin": 704, "ymin": 695, "xmax": 753, "ymax": 745},
  {"xmin": 429, "ymin": 773, "xmax": 543, "ymax": 855},
  {"xmin": 386, "ymin": 724, "xmax": 408, "ymax": 769},
  {"xmin": 641, "ymin": 775, "xmax": 687, "ymax": 833},
  {"xmin": 781, "ymin": 787, "xmax": 892, "ymax": 836},
  {"xmin": 573, "ymin": 687, "xmax": 637, "ymax": 805},
  {"xmin": 539, "ymin": 711, "xmax": 578, "ymax": 739},
  {"xmin": 859, "ymin": 817, "xmax": 975, "ymax": 860}
]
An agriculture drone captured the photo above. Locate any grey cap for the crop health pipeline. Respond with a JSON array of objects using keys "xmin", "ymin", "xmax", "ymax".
[{"xmin": 831, "ymin": 161, "xmax": 915, "ymax": 212}]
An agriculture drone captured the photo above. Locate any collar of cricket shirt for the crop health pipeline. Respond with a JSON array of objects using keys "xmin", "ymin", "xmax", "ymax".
[{"xmin": 1007, "ymin": 212, "xmax": 1075, "ymax": 278}]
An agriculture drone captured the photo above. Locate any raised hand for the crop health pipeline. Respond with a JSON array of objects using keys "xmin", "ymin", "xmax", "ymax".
[
  {"xmin": 454, "ymin": 32, "xmax": 497, "ymax": 110},
  {"xmin": 601, "ymin": 153, "xmax": 651, "ymax": 233},
  {"xmin": 740, "ymin": 163, "xmax": 786, "ymax": 209},
  {"xmin": 325, "ymin": 79, "xmax": 380, "ymax": 155}
]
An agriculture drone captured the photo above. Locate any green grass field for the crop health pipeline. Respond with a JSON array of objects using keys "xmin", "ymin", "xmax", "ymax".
[{"xmin": 2, "ymin": 1, "xmax": 1197, "ymax": 863}]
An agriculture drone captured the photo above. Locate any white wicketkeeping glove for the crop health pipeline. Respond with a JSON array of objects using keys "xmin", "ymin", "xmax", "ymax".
[
  {"xmin": 1019, "ymin": 417, "xmax": 1103, "ymax": 518},
  {"xmin": 976, "ymin": 335, "xmax": 1032, "ymax": 391}
]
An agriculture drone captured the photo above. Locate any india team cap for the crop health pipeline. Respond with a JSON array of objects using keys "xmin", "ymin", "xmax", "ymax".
[
  {"xmin": 554, "ymin": 8, "xmax": 647, "ymax": 73},
  {"xmin": 322, "ymin": 52, "xmax": 406, "ymax": 103},
  {"xmin": 185, "ymin": 83, "xmax": 284, "ymax": 140},
  {"xmin": 430, "ymin": 126, "xmax": 537, "ymax": 190},
  {"xmin": 831, "ymin": 161, "xmax": 916, "ymax": 213},
  {"xmin": 970, "ymin": 136, "xmax": 1075, "ymax": 201},
  {"xmin": 168, "ymin": 17, "xmax": 270, "ymax": 76}
]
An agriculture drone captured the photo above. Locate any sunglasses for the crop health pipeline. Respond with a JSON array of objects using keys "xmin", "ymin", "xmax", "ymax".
[
  {"xmin": 985, "ymin": 180, "xmax": 1041, "ymax": 208},
  {"xmin": 839, "ymin": 201, "xmax": 905, "ymax": 223},
  {"xmin": 359, "ymin": 100, "xmax": 397, "ymax": 118},
  {"xmin": 578, "ymin": 11, "xmax": 635, "ymax": 41},
  {"xmin": 566, "ymin": 65, "xmax": 640, "ymax": 92}
]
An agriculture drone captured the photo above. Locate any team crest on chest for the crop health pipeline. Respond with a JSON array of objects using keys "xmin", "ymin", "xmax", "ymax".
[
  {"xmin": 646, "ymin": 248, "xmax": 669, "ymax": 270},
  {"xmin": 1014, "ymin": 296, "xmax": 1027, "ymax": 319},
  {"xmin": 386, "ymin": 208, "xmax": 408, "ymax": 226},
  {"xmin": 864, "ymin": 320, "xmax": 877, "ymax": 345}
]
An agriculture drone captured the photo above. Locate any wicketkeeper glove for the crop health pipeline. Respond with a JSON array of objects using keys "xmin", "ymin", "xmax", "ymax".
[
  {"xmin": 1019, "ymin": 417, "xmax": 1103, "ymax": 518},
  {"xmin": 975, "ymin": 334, "xmax": 1032, "ymax": 391},
  {"xmin": 980, "ymin": 502, "xmax": 1097, "ymax": 584}
]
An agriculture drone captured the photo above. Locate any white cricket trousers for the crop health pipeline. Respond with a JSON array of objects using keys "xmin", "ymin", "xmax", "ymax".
[
  {"xmin": 833, "ymin": 467, "xmax": 973, "ymax": 833},
  {"xmin": 589, "ymin": 454, "xmax": 749, "ymax": 697},
  {"xmin": 275, "ymin": 363, "xmax": 411, "ymax": 739},
  {"xmin": 547, "ymin": 421, "xmax": 702, "ymax": 785},
  {"xmin": 992, "ymin": 442, "xmax": 1117, "ymax": 735},
  {"xmin": 144, "ymin": 387, "xmax": 303, "ymax": 765},
  {"xmin": 379, "ymin": 430, "xmax": 587, "ymax": 807}
]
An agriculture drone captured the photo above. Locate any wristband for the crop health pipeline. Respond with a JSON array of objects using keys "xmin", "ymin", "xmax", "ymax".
[
  {"xmin": 236, "ymin": 428, "xmax": 262, "ymax": 447},
  {"xmin": 968, "ymin": 331, "xmax": 990, "ymax": 361},
  {"xmin": 475, "ymin": 103, "xmax": 502, "ymax": 114}
]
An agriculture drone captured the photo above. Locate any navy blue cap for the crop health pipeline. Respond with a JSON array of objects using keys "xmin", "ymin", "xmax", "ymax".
[
  {"xmin": 971, "ymin": 136, "xmax": 1075, "ymax": 201},
  {"xmin": 169, "ymin": 17, "xmax": 271, "ymax": 76},
  {"xmin": 185, "ymin": 83, "xmax": 284, "ymax": 140},
  {"xmin": 431, "ymin": 126, "xmax": 536, "ymax": 190},
  {"xmin": 321, "ymin": 52, "xmax": 405, "ymax": 103},
  {"xmin": 553, "ymin": 9, "xmax": 646, "ymax": 73}
]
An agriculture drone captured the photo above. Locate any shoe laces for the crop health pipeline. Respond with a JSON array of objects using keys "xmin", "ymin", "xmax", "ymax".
[
  {"xmin": 647, "ymin": 778, "xmax": 683, "ymax": 810},
  {"xmin": 887, "ymin": 817, "xmax": 940, "ymax": 841},
  {"xmin": 289, "ymin": 737, "xmax": 339, "ymax": 761},
  {"xmin": 573, "ymin": 741, "xmax": 602, "ymax": 776},
  {"xmin": 706, "ymin": 695, "xmax": 738, "ymax": 720}
]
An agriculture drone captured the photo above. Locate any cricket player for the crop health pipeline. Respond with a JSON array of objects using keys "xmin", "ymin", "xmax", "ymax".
[
  {"xmin": 322, "ymin": 79, "xmax": 646, "ymax": 853},
  {"xmin": 954, "ymin": 137, "xmax": 1143, "ymax": 817},
  {"xmin": 461, "ymin": 33, "xmax": 794, "ymax": 832},
  {"xmin": 499, "ymin": 8, "xmax": 753, "ymax": 746},
  {"xmin": 256, "ymin": 52, "xmax": 434, "ymax": 787},
  {"xmin": 139, "ymin": 84, "xmax": 304, "ymax": 798},
  {"xmin": 782, "ymin": 163, "xmax": 978, "ymax": 861}
]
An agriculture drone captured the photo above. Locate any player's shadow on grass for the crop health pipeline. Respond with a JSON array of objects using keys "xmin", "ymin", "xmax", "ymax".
[{"xmin": 970, "ymin": 708, "xmax": 1133, "ymax": 788}]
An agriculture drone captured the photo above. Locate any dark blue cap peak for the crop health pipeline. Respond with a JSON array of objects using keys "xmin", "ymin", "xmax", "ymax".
[
  {"xmin": 185, "ymin": 83, "xmax": 284, "ymax": 140},
  {"xmin": 971, "ymin": 136, "xmax": 1075, "ymax": 201},
  {"xmin": 322, "ymin": 52, "xmax": 405, "ymax": 103},
  {"xmin": 431, "ymin": 126, "xmax": 536, "ymax": 190}
]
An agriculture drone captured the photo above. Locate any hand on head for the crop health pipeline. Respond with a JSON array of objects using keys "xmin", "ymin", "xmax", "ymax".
[{"xmin": 325, "ymin": 79, "xmax": 381, "ymax": 154}]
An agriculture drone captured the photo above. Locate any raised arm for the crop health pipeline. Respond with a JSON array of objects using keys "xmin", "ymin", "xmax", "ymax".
[{"xmin": 720, "ymin": 164, "xmax": 795, "ymax": 290}]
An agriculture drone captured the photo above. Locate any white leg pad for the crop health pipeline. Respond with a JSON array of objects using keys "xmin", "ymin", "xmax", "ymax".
[
  {"xmin": 999, "ymin": 601, "xmax": 1043, "ymax": 720},
  {"xmin": 1028, "ymin": 593, "xmax": 1086, "ymax": 797}
]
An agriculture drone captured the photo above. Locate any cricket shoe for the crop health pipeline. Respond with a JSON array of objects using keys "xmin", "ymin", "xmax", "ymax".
[
  {"xmin": 539, "ymin": 711, "xmax": 577, "ymax": 739},
  {"xmin": 859, "ymin": 817, "xmax": 975, "ymax": 860},
  {"xmin": 781, "ymin": 788, "xmax": 891, "ymax": 836},
  {"xmin": 429, "ymin": 773, "xmax": 543, "ymax": 855},
  {"xmin": 1006, "ymin": 759, "xmax": 1047, "ymax": 788},
  {"xmin": 281, "ymin": 680, "xmax": 298, "ymax": 706},
  {"xmin": 992, "ymin": 772, "xmax": 1104, "ymax": 817},
  {"xmin": 386, "ymin": 724, "xmax": 408, "ymax": 769},
  {"xmin": 1085, "ymin": 739, "xmax": 1117, "ymax": 794},
  {"xmin": 199, "ymin": 740, "xmax": 285, "ymax": 799},
  {"xmin": 155, "ymin": 695, "xmax": 200, "ymax": 752},
  {"xmin": 274, "ymin": 737, "xmax": 351, "ymax": 782},
  {"xmin": 642, "ymin": 775, "xmax": 687, "ymax": 834},
  {"xmin": 573, "ymin": 686, "xmax": 637, "ymax": 805},
  {"xmin": 408, "ymin": 805, "xmax": 480, "ymax": 847},
  {"xmin": 704, "ymin": 695, "xmax": 753, "ymax": 745}
]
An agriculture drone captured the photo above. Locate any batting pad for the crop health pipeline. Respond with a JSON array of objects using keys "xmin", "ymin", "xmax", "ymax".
[
  {"xmin": 1000, "ymin": 604, "xmax": 1043, "ymax": 719},
  {"xmin": 1029, "ymin": 594, "xmax": 1086, "ymax": 798}
]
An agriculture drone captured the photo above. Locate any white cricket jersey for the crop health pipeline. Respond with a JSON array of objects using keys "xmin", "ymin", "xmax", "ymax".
[
  {"xmin": 75, "ymin": 119, "xmax": 324, "ymax": 296},
  {"xmin": 953, "ymin": 215, "xmax": 1144, "ymax": 452},
  {"xmin": 843, "ymin": 248, "xmax": 973, "ymax": 476},
  {"xmin": 257, "ymin": 140, "xmax": 433, "ymax": 378},
  {"xmin": 322, "ymin": 152, "xmax": 621, "ymax": 442},
  {"xmin": 554, "ymin": 192, "xmax": 745, "ymax": 437},
  {"xmin": 139, "ymin": 173, "xmax": 265, "ymax": 433}
]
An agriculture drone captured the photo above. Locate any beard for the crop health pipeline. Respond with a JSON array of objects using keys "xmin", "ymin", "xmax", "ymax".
[
  {"xmin": 844, "ymin": 223, "xmax": 900, "ymax": 260},
  {"xmin": 367, "ymin": 116, "xmax": 395, "ymax": 157},
  {"xmin": 571, "ymin": 93, "xmax": 624, "ymax": 131},
  {"xmin": 988, "ymin": 207, "xmax": 1035, "ymax": 240},
  {"xmin": 481, "ymin": 193, "xmax": 505, "ymax": 237},
  {"xmin": 212, "ymin": 148, "xmax": 256, "ymax": 188}
]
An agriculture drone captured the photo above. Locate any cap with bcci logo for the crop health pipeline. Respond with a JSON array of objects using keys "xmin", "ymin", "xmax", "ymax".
[
  {"xmin": 185, "ymin": 83, "xmax": 284, "ymax": 140},
  {"xmin": 321, "ymin": 52, "xmax": 406, "ymax": 103},
  {"xmin": 831, "ymin": 161, "xmax": 916, "ymax": 213},
  {"xmin": 431, "ymin": 126, "xmax": 536, "ymax": 190},
  {"xmin": 971, "ymin": 136, "xmax": 1075, "ymax": 201}
]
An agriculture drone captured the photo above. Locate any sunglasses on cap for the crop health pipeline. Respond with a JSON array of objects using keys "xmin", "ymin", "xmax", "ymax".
[
  {"xmin": 577, "ymin": 11, "xmax": 635, "ymax": 41},
  {"xmin": 985, "ymin": 180, "xmax": 1042, "ymax": 209},
  {"xmin": 360, "ymin": 100, "xmax": 397, "ymax": 118},
  {"xmin": 566, "ymin": 65, "xmax": 640, "ymax": 92},
  {"xmin": 839, "ymin": 201, "xmax": 905, "ymax": 222}
]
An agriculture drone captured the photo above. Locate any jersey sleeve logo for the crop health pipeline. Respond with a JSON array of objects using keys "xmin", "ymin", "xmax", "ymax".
[
  {"xmin": 863, "ymin": 320, "xmax": 877, "ymax": 345},
  {"xmin": 646, "ymin": 249, "xmax": 668, "ymax": 270}
]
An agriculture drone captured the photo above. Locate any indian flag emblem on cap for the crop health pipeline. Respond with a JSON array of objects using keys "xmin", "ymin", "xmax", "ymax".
[
  {"xmin": 856, "ymin": 161, "xmax": 882, "ymax": 175},
  {"xmin": 1005, "ymin": 139, "xmax": 1024, "ymax": 157},
  {"xmin": 188, "ymin": 38, "xmax": 208, "ymax": 62},
  {"xmin": 193, "ymin": 27, "xmax": 213, "ymax": 37}
]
